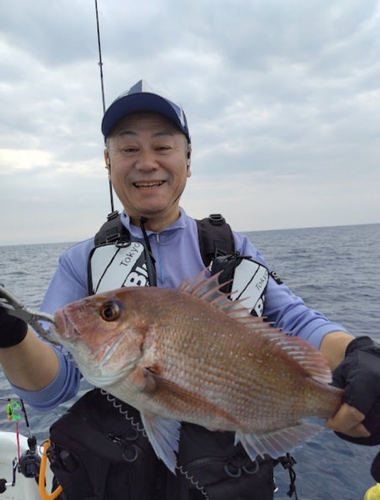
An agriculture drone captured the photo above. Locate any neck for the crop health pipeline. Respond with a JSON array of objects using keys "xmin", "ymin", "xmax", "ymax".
[{"xmin": 129, "ymin": 209, "xmax": 181, "ymax": 233}]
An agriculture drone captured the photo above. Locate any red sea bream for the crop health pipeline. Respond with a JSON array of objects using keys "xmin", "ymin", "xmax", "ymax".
[{"xmin": 52, "ymin": 271, "xmax": 343, "ymax": 473}]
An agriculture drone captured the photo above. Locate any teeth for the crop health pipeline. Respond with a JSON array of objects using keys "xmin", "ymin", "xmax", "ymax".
[{"xmin": 134, "ymin": 181, "xmax": 164, "ymax": 188}]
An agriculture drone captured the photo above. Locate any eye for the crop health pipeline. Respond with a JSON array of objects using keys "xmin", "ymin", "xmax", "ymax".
[
  {"xmin": 99, "ymin": 301, "xmax": 121, "ymax": 321},
  {"xmin": 122, "ymin": 147, "xmax": 138, "ymax": 154},
  {"xmin": 156, "ymin": 145, "xmax": 171, "ymax": 151}
]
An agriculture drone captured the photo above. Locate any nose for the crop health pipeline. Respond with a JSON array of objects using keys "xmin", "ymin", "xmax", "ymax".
[{"xmin": 135, "ymin": 149, "xmax": 158, "ymax": 171}]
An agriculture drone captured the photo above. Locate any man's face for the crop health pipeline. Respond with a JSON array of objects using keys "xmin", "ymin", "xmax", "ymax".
[{"xmin": 105, "ymin": 112, "xmax": 191, "ymax": 231}]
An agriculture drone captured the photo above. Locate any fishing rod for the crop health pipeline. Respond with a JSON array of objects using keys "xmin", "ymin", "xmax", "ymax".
[
  {"xmin": 0, "ymin": 396, "xmax": 63, "ymax": 499},
  {"xmin": 94, "ymin": 0, "xmax": 115, "ymax": 215}
]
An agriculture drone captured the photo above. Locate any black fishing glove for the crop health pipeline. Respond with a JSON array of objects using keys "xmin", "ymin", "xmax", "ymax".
[
  {"xmin": 332, "ymin": 336, "xmax": 380, "ymax": 481},
  {"xmin": 0, "ymin": 302, "xmax": 28, "ymax": 348}
]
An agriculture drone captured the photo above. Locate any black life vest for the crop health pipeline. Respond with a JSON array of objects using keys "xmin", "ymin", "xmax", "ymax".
[
  {"xmin": 48, "ymin": 213, "xmax": 284, "ymax": 500},
  {"xmin": 92, "ymin": 211, "xmax": 235, "ymax": 267}
]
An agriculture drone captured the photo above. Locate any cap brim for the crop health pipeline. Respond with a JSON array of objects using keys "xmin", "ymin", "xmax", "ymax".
[{"xmin": 101, "ymin": 93, "xmax": 189, "ymax": 140}]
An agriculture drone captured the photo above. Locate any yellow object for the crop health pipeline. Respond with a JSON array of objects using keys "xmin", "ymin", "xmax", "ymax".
[{"xmin": 364, "ymin": 483, "xmax": 380, "ymax": 500}]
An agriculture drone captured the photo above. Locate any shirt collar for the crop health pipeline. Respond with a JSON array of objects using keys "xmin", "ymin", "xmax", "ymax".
[{"xmin": 121, "ymin": 207, "xmax": 188, "ymax": 239}]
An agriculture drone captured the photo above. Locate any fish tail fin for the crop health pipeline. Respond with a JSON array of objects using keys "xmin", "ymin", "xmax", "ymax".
[{"xmin": 236, "ymin": 421, "xmax": 322, "ymax": 460}]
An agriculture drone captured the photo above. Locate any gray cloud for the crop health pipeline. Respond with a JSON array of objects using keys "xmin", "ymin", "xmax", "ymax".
[{"xmin": 0, "ymin": 0, "xmax": 379, "ymax": 245}]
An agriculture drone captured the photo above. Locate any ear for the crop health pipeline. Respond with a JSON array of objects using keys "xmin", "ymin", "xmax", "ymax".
[
  {"xmin": 186, "ymin": 145, "xmax": 192, "ymax": 177},
  {"xmin": 104, "ymin": 149, "xmax": 111, "ymax": 178}
]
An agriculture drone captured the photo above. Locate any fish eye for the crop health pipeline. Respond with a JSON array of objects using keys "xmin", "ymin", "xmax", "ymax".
[{"xmin": 99, "ymin": 301, "xmax": 120, "ymax": 321}]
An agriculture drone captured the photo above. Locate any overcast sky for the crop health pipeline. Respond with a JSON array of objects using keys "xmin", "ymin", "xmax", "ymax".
[{"xmin": 0, "ymin": 0, "xmax": 379, "ymax": 245}]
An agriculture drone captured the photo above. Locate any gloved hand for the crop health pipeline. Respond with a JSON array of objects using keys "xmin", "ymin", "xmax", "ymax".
[
  {"xmin": 332, "ymin": 336, "xmax": 380, "ymax": 481},
  {"xmin": 0, "ymin": 301, "xmax": 28, "ymax": 348}
]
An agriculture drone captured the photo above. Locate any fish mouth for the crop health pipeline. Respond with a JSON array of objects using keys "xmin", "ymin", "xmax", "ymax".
[
  {"xmin": 53, "ymin": 309, "xmax": 80, "ymax": 341},
  {"xmin": 133, "ymin": 181, "xmax": 165, "ymax": 189}
]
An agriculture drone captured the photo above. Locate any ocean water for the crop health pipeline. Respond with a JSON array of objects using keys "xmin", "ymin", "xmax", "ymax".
[{"xmin": 0, "ymin": 223, "xmax": 379, "ymax": 499}]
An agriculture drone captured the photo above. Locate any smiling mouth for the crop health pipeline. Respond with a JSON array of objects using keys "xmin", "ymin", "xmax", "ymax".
[{"xmin": 133, "ymin": 181, "xmax": 165, "ymax": 189}]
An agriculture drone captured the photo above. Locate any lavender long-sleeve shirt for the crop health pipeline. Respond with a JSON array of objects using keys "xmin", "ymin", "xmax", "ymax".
[{"xmin": 12, "ymin": 208, "xmax": 346, "ymax": 410}]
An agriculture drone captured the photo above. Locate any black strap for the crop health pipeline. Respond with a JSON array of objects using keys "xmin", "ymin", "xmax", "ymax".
[
  {"xmin": 196, "ymin": 214, "xmax": 235, "ymax": 268},
  {"xmin": 94, "ymin": 211, "xmax": 125, "ymax": 246},
  {"xmin": 275, "ymin": 454, "xmax": 298, "ymax": 499},
  {"xmin": 94, "ymin": 212, "xmax": 235, "ymax": 268}
]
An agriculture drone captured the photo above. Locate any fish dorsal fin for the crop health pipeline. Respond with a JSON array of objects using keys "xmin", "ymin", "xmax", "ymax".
[
  {"xmin": 178, "ymin": 271, "xmax": 332, "ymax": 385},
  {"xmin": 258, "ymin": 331, "xmax": 333, "ymax": 384},
  {"xmin": 178, "ymin": 271, "xmax": 253, "ymax": 321}
]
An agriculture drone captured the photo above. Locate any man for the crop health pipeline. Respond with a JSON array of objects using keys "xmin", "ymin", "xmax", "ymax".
[{"xmin": 0, "ymin": 80, "xmax": 379, "ymax": 499}]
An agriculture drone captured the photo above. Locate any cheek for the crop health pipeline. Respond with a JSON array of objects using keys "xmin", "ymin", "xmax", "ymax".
[
  {"xmin": 171, "ymin": 167, "xmax": 189, "ymax": 191},
  {"xmin": 109, "ymin": 160, "xmax": 129, "ymax": 184},
  {"xmin": 173, "ymin": 157, "xmax": 190, "ymax": 181}
]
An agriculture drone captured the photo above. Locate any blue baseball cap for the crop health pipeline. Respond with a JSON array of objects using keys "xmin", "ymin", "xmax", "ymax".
[{"xmin": 101, "ymin": 79, "xmax": 191, "ymax": 143}]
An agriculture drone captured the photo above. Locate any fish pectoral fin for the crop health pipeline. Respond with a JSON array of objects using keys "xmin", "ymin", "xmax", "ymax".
[
  {"xmin": 129, "ymin": 366, "xmax": 159, "ymax": 393},
  {"xmin": 152, "ymin": 376, "xmax": 241, "ymax": 426},
  {"xmin": 236, "ymin": 420, "xmax": 322, "ymax": 460},
  {"xmin": 140, "ymin": 412, "xmax": 181, "ymax": 474}
]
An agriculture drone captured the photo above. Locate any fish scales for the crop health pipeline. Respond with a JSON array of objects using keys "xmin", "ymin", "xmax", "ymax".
[
  {"xmin": 123, "ymin": 291, "xmax": 281, "ymax": 426},
  {"xmin": 135, "ymin": 292, "xmax": 322, "ymax": 430},
  {"xmin": 53, "ymin": 271, "xmax": 343, "ymax": 472}
]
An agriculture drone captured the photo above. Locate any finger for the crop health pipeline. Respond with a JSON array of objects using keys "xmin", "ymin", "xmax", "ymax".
[{"xmin": 326, "ymin": 403, "xmax": 371, "ymax": 437}]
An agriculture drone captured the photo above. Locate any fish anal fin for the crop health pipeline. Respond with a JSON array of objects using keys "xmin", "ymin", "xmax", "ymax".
[{"xmin": 237, "ymin": 420, "xmax": 322, "ymax": 461}]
